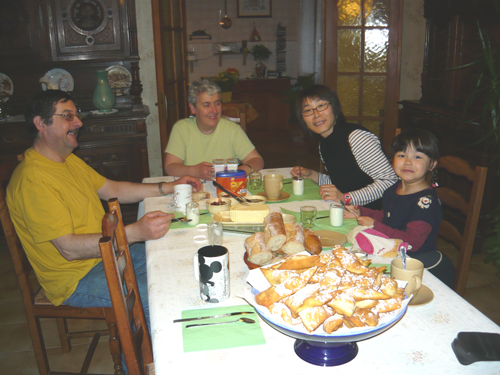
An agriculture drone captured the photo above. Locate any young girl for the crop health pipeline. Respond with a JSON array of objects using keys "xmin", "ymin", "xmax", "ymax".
[{"xmin": 344, "ymin": 128, "xmax": 455, "ymax": 288}]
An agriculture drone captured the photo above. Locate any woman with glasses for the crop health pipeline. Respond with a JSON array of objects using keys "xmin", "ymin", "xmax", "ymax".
[{"xmin": 290, "ymin": 85, "xmax": 397, "ymax": 209}]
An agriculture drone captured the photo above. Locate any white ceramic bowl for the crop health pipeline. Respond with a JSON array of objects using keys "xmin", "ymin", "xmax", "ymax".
[
  {"xmin": 206, "ymin": 198, "xmax": 231, "ymax": 215},
  {"xmin": 244, "ymin": 195, "xmax": 267, "ymax": 205}
]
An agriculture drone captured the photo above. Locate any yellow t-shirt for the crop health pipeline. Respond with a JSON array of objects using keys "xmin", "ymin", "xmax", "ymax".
[{"xmin": 7, "ymin": 148, "xmax": 106, "ymax": 305}]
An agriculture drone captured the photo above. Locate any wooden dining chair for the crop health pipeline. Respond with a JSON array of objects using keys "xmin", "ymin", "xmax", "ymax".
[
  {"xmin": 100, "ymin": 198, "xmax": 154, "ymax": 375},
  {"xmin": 222, "ymin": 106, "xmax": 247, "ymax": 132},
  {"xmin": 0, "ymin": 161, "xmax": 123, "ymax": 375},
  {"xmin": 435, "ymin": 156, "xmax": 488, "ymax": 296}
]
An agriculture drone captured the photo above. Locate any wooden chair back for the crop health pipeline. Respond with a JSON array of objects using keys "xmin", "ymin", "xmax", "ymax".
[
  {"xmin": 0, "ymin": 160, "xmax": 121, "ymax": 375},
  {"xmin": 100, "ymin": 198, "xmax": 153, "ymax": 375},
  {"xmin": 436, "ymin": 156, "xmax": 488, "ymax": 296}
]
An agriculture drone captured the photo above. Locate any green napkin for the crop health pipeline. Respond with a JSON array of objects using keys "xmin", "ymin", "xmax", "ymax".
[
  {"xmin": 247, "ymin": 178, "xmax": 321, "ymax": 203},
  {"xmin": 182, "ymin": 305, "xmax": 266, "ymax": 352}
]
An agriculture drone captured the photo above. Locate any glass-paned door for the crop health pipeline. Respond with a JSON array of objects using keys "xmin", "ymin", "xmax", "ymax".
[{"xmin": 324, "ymin": 0, "xmax": 402, "ymax": 151}]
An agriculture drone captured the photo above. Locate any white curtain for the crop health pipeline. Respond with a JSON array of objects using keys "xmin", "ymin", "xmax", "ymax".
[{"xmin": 298, "ymin": 0, "xmax": 323, "ymax": 83}]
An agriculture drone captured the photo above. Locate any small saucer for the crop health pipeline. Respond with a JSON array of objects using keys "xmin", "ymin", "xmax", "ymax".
[
  {"xmin": 409, "ymin": 284, "xmax": 434, "ymax": 306},
  {"xmin": 256, "ymin": 191, "xmax": 290, "ymax": 202},
  {"xmin": 315, "ymin": 230, "xmax": 347, "ymax": 248}
]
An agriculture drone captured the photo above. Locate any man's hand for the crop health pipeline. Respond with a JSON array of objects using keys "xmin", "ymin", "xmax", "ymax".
[
  {"xmin": 126, "ymin": 211, "xmax": 174, "ymax": 243},
  {"xmin": 175, "ymin": 175, "xmax": 203, "ymax": 192}
]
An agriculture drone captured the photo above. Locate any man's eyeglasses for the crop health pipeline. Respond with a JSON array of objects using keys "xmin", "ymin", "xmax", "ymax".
[
  {"xmin": 53, "ymin": 113, "xmax": 83, "ymax": 122},
  {"xmin": 302, "ymin": 102, "xmax": 331, "ymax": 117}
]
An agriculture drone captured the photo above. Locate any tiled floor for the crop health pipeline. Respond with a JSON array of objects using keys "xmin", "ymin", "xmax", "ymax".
[{"xmin": 1, "ymin": 125, "xmax": 499, "ymax": 374}]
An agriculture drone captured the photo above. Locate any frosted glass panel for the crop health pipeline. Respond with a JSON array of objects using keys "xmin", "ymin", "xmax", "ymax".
[
  {"xmin": 365, "ymin": 0, "xmax": 389, "ymax": 26},
  {"xmin": 364, "ymin": 29, "xmax": 388, "ymax": 72},
  {"xmin": 337, "ymin": 75, "xmax": 359, "ymax": 117},
  {"xmin": 338, "ymin": 30, "xmax": 361, "ymax": 72},
  {"xmin": 362, "ymin": 121, "xmax": 382, "ymax": 137},
  {"xmin": 363, "ymin": 76, "xmax": 386, "ymax": 117},
  {"xmin": 338, "ymin": 0, "xmax": 362, "ymax": 26}
]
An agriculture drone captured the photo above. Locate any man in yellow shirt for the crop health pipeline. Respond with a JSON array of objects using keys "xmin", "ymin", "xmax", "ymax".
[{"xmin": 7, "ymin": 90, "xmax": 202, "ymax": 323}]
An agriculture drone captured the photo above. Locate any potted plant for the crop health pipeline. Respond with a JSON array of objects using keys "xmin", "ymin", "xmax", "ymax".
[
  {"xmin": 212, "ymin": 68, "xmax": 239, "ymax": 102},
  {"xmin": 251, "ymin": 44, "xmax": 272, "ymax": 78}
]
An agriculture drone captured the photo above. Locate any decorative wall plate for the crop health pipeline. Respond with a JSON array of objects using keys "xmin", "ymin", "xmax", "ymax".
[
  {"xmin": 0, "ymin": 73, "xmax": 14, "ymax": 102},
  {"xmin": 105, "ymin": 65, "xmax": 132, "ymax": 96},
  {"xmin": 40, "ymin": 69, "xmax": 74, "ymax": 92}
]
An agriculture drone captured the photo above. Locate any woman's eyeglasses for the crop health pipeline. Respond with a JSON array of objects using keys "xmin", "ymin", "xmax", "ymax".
[
  {"xmin": 53, "ymin": 113, "xmax": 83, "ymax": 122},
  {"xmin": 302, "ymin": 102, "xmax": 330, "ymax": 117}
]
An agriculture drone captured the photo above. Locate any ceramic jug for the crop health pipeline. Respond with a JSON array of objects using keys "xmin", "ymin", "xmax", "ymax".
[{"xmin": 93, "ymin": 70, "xmax": 115, "ymax": 113}]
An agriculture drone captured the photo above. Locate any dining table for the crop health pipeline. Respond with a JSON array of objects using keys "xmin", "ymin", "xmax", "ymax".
[{"xmin": 139, "ymin": 167, "xmax": 500, "ymax": 375}]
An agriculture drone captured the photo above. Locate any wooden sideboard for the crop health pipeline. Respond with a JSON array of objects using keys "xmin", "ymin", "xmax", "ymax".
[
  {"xmin": 232, "ymin": 79, "xmax": 291, "ymax": 133},
  {"xmin": 0, "ymin": 106, "xmax": 150, "ymax": 223}
]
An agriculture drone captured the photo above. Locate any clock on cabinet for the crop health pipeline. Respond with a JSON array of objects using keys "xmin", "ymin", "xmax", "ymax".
[{"xmin": 47, "ymin": 0, "xmax": 138, "ymax": 61}]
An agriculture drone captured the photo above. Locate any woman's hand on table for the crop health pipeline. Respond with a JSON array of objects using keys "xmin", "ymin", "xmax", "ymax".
[
  {"xmin": 357, "ymin": 216, "xmax": 375, "ymax": 227},
  {"xmin": 190, "ymin": 162, "xmax": 215, "ymax": 182},
  {"xmin": 319, "ymin": 184, "xmax": 343, "ymax": 202},
  {"xmin": 290, "ymin": 166, "xmax": 319, "ymax": 183},
  {"xmin": 126, "ymin": 211, "xmax": 174, "ymax": 242}
]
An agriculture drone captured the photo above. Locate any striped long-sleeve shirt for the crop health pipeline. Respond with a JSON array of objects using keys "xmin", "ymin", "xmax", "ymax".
[{"xmin": 318, "ymin": 124, "xmax": 397, "ymax": 208}]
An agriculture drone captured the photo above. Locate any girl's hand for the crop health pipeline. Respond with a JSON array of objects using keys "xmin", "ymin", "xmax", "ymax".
[
  {"xmin": 343, "ymin": 205, "xmax": 360, "ymax": 218},
  {"xmin": 291, "ymin": 166, "xmax": 312, "ymax": 178},
  {"xmin": 357, "ymin": 216, "xmax": 375, "ymax": 227},
  {"xmin": 319, "ymin": 184, "xmax": 343, "ymax": 202}
]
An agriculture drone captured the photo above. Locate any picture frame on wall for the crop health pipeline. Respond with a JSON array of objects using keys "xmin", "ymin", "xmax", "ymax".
[{"xmin": 237, "ymin": 0, "xmax": 272, "ymax": 18}]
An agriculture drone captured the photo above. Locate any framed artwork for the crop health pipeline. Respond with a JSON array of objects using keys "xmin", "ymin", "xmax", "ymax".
[{"xmin": 237, "ymin": 0, "xmax": 272, "ymax": 18}]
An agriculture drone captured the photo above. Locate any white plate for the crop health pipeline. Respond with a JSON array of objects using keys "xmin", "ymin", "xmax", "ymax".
[
  {"xmin": 0, "ymin": 73, "xmax": 14, "ymax": 102},
  {"xmin": 41, "ymin": 68, "xmax": 74, "ymax": 92},
  {"xmin": 105, "ymin": 65, "xmax": 132, "ymax": 96}
]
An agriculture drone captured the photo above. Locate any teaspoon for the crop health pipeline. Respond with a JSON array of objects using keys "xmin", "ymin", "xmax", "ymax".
[
  {"xmin": 186, "ymin": 317, "xmax": 255, "ymax": 328},
  {"xmin": 340, "ymin": 200, "xmax": 359, "ymax": 217}
]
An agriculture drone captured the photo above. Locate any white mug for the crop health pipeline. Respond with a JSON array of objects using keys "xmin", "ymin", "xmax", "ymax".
[
  {"xmin": 173, "ymin": 184, "xmax": 192, "ymax": 213},
  {"xmin": 292, "ymin": 176, "xmax": 305, "ymax": 196},
  {"xmin": 193, "ymin": 245, "xmax": 230, "ymax": 303}
]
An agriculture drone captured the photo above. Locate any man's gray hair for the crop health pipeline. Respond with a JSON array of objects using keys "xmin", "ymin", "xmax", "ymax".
[{"xmin": 188, "ymin": 79, "xmax": 221, "ymax": 105}]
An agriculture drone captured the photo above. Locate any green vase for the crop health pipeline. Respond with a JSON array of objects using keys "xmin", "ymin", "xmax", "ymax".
[{"xmin": 93, "ymin": 70, "xmax": 115, "ymax": 112}]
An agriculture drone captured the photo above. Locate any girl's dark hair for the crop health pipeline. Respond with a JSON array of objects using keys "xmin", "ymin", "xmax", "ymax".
[
  {"xmin": 26, "ymin": 90, "xmax": 74, "ymax": 138},
  {"xmin": 294, "ymin": 84, "xmax": 346, "ymax": 140},
  {"xmin": 389, "ymin": 128, "xmax": 440, "ymax": 163}
]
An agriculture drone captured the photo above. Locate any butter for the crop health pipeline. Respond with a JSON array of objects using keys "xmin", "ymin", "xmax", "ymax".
[{"xmin": 229, "ymin": 204, "xmax": 270, "ymax": 223}]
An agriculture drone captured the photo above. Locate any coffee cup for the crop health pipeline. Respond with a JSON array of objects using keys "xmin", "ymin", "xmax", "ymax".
[
  {"xmin": 193, "ymin": 245, "xmax": 230, "ymax": 303},
  {"xmin": 264, "ymin": 173, "xmax": 283, "ymax": 200},
  {"xmin": 391, "ymin": 257, "xmax": 423, "ymax": 298},
  {"xmin": 173, "ymin": 184, "xmax": 193, "ymax": 213}
]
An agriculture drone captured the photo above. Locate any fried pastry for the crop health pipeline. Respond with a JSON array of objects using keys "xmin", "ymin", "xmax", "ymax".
[
  {"xmin": 332, "ymin": 247, "xmax": 368, "ymax": 274},
  {"xmin": 345, "ymin": 287, "xmax": 390, "ymax": 301},
  {"xmin": 260, "ymin": 268, "xmax": 301, "ymax": 285},
  {"xmin": 326, "ymin": 290, "xmax": 356, "ymax": 317},
  {"xmin": 298, "ymin": 305, "xmax": 334, "ymax": 332},
  {"xmin": 323, "ymin": 314, "xmax": 344, "ymax": 333},
  {"xmin": 277, "ymin": 254, "xmax": 321, "ymax": 270},
  {"xmin": 282, "ymin": 283, "xmax": 321, "ymax": 318},
  {"xmin": 375, "ymin": 297, "xmax": 402, "ymax": 313},
  {"xmin": 379, "ymin": 276, "xmax": 398, "ymax": 297}
]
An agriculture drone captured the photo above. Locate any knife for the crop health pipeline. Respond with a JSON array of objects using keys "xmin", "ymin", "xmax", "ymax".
[
  {"xmin": 212, "ymin": 180, "xmax": 250, "ymax": 206},
  {"xmin": 173, "ymin": 311, "xmax": 254, "ymax": 323}
]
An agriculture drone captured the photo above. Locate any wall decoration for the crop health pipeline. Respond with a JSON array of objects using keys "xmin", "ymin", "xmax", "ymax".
[{"xmin": 237, "ymin": 0, "xmax": 272, "ymax": 18}]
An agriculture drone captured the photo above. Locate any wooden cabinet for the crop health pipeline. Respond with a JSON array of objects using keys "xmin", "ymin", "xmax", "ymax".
[{"xmin": 232, "ymin": 79, "xmax": 291, "ymax": 133}]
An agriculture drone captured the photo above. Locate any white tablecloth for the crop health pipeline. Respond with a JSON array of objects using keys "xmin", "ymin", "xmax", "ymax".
[{"xmin": 142, "ymin": 168, "xmax": 500, "ymax": 375}]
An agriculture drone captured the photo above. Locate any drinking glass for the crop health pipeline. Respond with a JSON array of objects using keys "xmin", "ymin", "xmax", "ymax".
[
  {"xmin": 249, "ymin": 172, "xmax": 263, "ymax": 190},
  {"xmin": 208, "ymin": 221, "xmax": 223, "ymax": 245},
  {"xmin": 300, "ymin": 205, "xmax": 317, "ymax": 229}
]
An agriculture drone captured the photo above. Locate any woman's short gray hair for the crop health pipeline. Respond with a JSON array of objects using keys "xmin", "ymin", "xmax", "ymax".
[{"xmin": 188, "ymin": 79, "xmax": 221, "ymax": 105}]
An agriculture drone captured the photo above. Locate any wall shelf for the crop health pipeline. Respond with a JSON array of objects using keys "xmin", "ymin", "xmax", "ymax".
[{"xmin": 215, "ymin": 52, "xmax": 251, "ymax": 67}]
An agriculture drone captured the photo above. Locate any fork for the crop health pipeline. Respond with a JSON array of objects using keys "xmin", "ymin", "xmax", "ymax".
[{"xmin": 340, "ymin": 200, "xmax": 359, "ymax": 217}]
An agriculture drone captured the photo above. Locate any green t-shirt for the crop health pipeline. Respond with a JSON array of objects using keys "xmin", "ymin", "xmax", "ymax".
[
  {"xmin": 7, "ymin": 148, "xmax": 106, "ymax": 305},
  {"xmin": 165, "ymin": 117, "xmax": 256, "ymax": 165}
]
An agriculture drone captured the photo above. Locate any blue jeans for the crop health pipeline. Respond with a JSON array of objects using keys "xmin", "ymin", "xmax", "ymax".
[{"xmin": 63, "ymin": 243, "xmax": 150, "ymax": 374}]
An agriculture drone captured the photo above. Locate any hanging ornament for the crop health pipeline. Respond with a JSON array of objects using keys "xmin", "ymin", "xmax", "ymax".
[{"xmin": 249, "ymin": 23, "xmax": 262, "ymax": 42}]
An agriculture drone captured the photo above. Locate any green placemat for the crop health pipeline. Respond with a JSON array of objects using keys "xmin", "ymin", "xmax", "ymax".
[
  {"xmin": 181, "ymin": 305, "xmax": 266, "ymax": 352},
  {"xmin": 279, "ymin": 207, "xmax": 358, "ymax": 234},
  {"xmin": 247, "ymin": 178, "xmax": 321, "ymax": 202}
]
